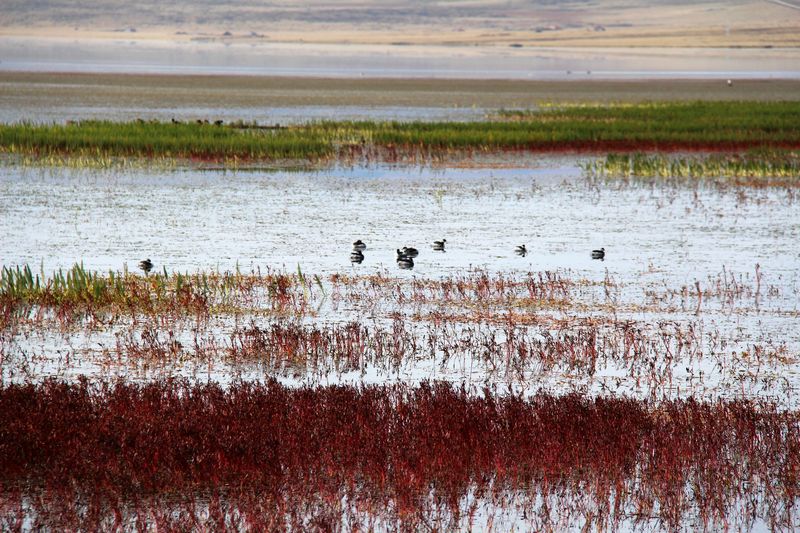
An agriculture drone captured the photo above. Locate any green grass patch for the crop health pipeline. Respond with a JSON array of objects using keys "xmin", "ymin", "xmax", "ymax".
[
  {"xmin": 0, "ymin": 263, "xmax": 313, "ymax": 319},
  {"xmin": 2, "ymin": 102, "xmax": 799, "ymax": 164},
  {"xmin": 584, "ymin": 151, "xmax": 800, "ymax": 186}
]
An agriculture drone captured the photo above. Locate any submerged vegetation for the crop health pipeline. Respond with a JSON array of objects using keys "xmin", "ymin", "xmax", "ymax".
[
  {"xmin": 1, "ymin": 102, "xmax": 799, "ymax": 165},
  {"xmin": 2, "ymin": 379, "xmax": 799, "ymax": 530},
  {"xmin": 2, "ymin": 263, "xmax": 792, "ymax": 392},
  {"xmin": 2, "ymin": 263, "xmax": 778, "ymax": 326}
]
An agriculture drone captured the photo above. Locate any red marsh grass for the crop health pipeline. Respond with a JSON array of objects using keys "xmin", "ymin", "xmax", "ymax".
[
  {"xmin": 330, "ymin": 267, "xmax": 781, "ymax": 320},
  {"xmin": 330, "ymin": 270, "xmax": 575, "ymax": 310},
  {"xmin": 645, "ymin": 264, "xmax": 784, "ymax": 312},
  {"xmin": 102, "ymin": 316, "xmax": 790, "ymax": 388},
  {"xmin": 1, "ymin": 380, "xmax": 799, "ymax": 530}
]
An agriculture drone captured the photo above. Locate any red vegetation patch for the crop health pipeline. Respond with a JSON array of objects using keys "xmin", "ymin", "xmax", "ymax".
[{"xmin": 1, "ymin": 380, "xmax": 798, "ymax": 530}]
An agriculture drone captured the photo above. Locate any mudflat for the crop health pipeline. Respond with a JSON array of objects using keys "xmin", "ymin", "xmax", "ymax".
[{"xmin": 3, "ymin": 72, "xmax": 800, "ymax": 113}]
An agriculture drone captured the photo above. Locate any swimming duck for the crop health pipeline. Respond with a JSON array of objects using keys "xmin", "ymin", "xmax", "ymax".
[
  {"xmin": 402, "ymin": 246, "xmax": 419, "ymax": 258},
  {"xmin": 397, "ymin": 256, "xmax": 414, "ymax": 269},
  {"xmin": 350, "ymin": 250, "xmax": 364, "ymax": 263},
  {"xmin": 138, "ymin": 258, "xmax": 153, "ymax": 274},
  {"xmin": 353, "ymin": 239, "xmax": 367, "ymax": 250},
  {"xmin": 591, "ymin": 247, "xmax": 606, "ymax": 260},
  {"xmin": 515, "ymin": 245, "xmax": 527, "ymax": 257},
  {"xmin": 432, "ymin": 239, "xmax": 446, "ymax": 251}
]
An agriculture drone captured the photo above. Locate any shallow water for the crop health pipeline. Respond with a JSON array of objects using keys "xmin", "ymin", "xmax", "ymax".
[
  {"xmin": 2, "ymin": 163, "xmax": 798, "ymax": 281},
  {"xmin": 0, "ymin": 167, "xmax": 798, "ymax": 533},
  {"xmin": 0, "ymin": 103, "xmax": 489, "ymax": 126},
  {"xmin": 1, "ymin": 162, "xmax": 798, "ymax": 403}
]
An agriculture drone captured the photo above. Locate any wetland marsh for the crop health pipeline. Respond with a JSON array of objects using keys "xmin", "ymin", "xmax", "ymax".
[{"xmin": 2, "ymin": 89, "xmax": 799, "ymax": 530}]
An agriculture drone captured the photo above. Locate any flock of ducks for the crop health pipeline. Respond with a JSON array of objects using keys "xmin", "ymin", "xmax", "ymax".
[
  {"xmin": 350, "ymin": 239, "xmax": 438, "ymax": 269},
  {"xmin": 137, "ymin": 243, "xmax": 605, "ymax": 275},
  {"xmin": 348, "ymin": 240, "xmax": 606, "ymax": 270}
]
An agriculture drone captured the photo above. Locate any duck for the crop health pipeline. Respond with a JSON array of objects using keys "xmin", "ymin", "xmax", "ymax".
[
  {"xmin": 591, "ymin": 247, "xmax": 606, "ymax": 260},
  {"xmin": 515, "ymin": 245, "xmax": 527, "ymax": 256},
  {"xmin": 397, "ymin": 256, "xmax": 414, "ymax": 269},
  {"xmin": 402, "ymin": 246, "xmax": 419, "ymax": 258},
  {"xmin": 138, "ymin": 258, "xmax": 153, "ymax": 274},
  {"xmin": 353, "ymin": 239, "xmax": 367, "ymax": 250},
  {"xmin": 432, "ymin": 239, "xmax": 446, "ymax": 251},
  {"xmin": 350, "ymin": 250, "xmax": 364, "ymax": 263}
]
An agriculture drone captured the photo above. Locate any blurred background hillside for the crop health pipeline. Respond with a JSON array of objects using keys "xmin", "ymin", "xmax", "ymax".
[{"xmin": 2, "ymin": 0, "xmax": 798, "ymax": 47}]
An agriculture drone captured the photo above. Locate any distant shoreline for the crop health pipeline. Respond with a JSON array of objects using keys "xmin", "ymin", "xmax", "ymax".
[{"xmin": 2, "ymin": 36, "xmax": 800, "ymax": 81}]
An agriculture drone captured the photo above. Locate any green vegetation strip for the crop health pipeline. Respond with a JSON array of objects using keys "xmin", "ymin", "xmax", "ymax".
[
  {"xmin": 0, "ymin": 263, "xmax": 314, "ymax": 317},
  {"xmin": 1, "ymin": 102, "xmax": 799, "ymax": 163},
  {"xmin": 585, "ymin": 151, "xmax": 800, "ymax": 184}
]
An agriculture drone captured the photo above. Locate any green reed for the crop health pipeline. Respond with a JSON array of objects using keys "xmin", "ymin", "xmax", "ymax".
[
  {"xmin": 0, "ymin": 263, "xmax": 122, "ymax": 305},
  {"xmin": 2, "ymin": 102, "xmax": 798, "ymax": 165},
  {"xmin": 0, "ymin": 263, "xmax": 314, "ymax": 318},
  {"xmin": 584, "ymin": 151, "xmax": 800, "ymax": 184}
]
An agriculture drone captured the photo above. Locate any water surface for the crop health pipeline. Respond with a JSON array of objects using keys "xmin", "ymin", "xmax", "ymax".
[{"xmin": 2, "ymin": 163, "xmax": 798, "ymax": 400}]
